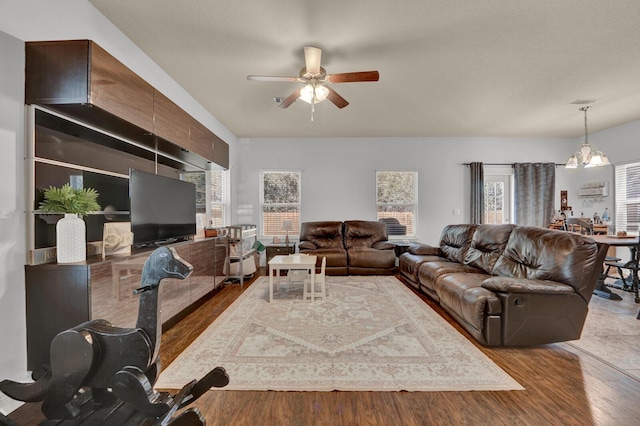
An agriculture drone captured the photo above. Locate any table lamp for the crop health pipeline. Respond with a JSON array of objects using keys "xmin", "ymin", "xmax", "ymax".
[{"xmin": 282, "ymin": 220, "xmax": 293, "ymax": 245}]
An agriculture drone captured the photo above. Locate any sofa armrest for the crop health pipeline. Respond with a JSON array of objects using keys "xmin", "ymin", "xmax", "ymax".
[
  {"xmin": 482, "ymin": 277, "xmax": 575, "ymax": 295},
  {"xmin": 298, "ymin": 241, "xmax": 318, "ymax": 250},
  {"xmin": 408, "ymin": 243, "xmax": 442, "ymax": 256},
  {"xmin": 372, "ymin": 241, "xmax": 395, "ymax": 250}
]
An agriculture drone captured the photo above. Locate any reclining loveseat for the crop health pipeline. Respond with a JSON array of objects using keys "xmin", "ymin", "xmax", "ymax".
[
  {"xmin": 298, "ymin": 220, "xmax": 396, "ymax": 275},
  {"xmin": 399, "ymin": 224, "xmax": 608, "ymax": 346}
]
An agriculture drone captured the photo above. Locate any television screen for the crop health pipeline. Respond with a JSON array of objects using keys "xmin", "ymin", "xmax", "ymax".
[{"xmin": 129, "ymin": 169, "xmax": 197, "ymax": 246}]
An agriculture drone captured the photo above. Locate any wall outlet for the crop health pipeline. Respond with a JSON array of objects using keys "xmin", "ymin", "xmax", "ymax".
[{"xmin": 452, "ymin": 209, "xmax": 461, "ymax": 215}]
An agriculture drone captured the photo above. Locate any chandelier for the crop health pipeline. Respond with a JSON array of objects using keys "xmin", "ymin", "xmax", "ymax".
[{"xmin": 565, "ymin": 106, "xmax": 610, "ymax": 168}]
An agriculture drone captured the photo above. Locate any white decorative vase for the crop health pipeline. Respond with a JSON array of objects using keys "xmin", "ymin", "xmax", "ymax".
[{"xmin": 56, "ymin": 213, "xmax": 86, "ymax": 263}]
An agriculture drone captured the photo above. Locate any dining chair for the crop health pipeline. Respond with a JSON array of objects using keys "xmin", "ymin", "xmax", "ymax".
[{"xmin": 565, "ymin": 217, "xmax": 594, "ymax": 235}]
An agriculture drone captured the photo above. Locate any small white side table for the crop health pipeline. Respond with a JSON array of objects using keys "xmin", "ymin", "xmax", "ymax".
[{"xmin": 268, "ymin": 255, "xmax": 317, "ymax": 303}]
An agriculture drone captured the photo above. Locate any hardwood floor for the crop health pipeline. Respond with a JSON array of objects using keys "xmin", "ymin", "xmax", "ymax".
[{"xmin": 8, "ymin": 269, "xmax": 640, "ymax": 425}]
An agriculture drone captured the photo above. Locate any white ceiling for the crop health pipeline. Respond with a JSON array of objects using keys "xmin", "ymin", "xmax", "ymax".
[{"xmin": 89, "ymin": 0, "xmax": 640, "ymax": 139}]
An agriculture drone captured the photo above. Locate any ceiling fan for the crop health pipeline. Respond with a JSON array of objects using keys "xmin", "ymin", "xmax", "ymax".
[{"xmin": 247, "ymin": 46, "xmax": 379, "ymax": 115}]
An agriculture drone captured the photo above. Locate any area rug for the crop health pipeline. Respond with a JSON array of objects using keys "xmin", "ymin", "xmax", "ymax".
[{"xmin": 156, "ymin": 276, "xmax": 523, "ymax": 391}]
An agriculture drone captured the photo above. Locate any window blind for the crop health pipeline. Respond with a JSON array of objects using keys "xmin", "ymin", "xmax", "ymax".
[
  {"xmin": 614, "ymin": 162, "xmax": 640, "ymax": 234},
  {"xmin": 210, "ymin": 169, "xmax": 230, "ymax": 227}
]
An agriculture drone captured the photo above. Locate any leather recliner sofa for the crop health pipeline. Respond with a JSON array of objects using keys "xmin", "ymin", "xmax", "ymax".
[
  {"xmin": 298, "ymin": 220, "xmax": 396, "ymax": 275},
  {"xmin": 399, "ymin": 223, "xmax": 608, "ymax": 346}
]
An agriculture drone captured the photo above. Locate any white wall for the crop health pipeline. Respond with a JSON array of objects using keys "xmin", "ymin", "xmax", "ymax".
[
  {"xmin": 236, "ymin": 121, "xmax": 639, "ymax": 246},
  {"xmin": 0, "ymin": 30, "xmax": 28, "ymax": 415},
  {"xmin": 236, "ymin": 136, "xmax": 575, "ymax": 245}
]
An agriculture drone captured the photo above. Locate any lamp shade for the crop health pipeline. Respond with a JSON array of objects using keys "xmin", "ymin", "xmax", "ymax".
[
  {"xmin": 299, "ymin": 83, "xmax": 329, "ymax": 104},
  {"xmin": 282, "ymin": 220, "xmax": 293, "ymax": 231},
  {"xmin": 565, "ymin": 155, "xmax": 578, "ymax": 168}
]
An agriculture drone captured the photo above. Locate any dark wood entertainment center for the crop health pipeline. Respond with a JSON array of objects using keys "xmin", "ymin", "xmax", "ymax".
[{"xmin": 23, "ymin": 40, "xmax": 231, "ymax": 370}]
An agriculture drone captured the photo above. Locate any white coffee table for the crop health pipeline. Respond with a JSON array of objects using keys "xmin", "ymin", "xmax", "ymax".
[{"xmin": 268, "ymin": 255, "xmax": 317, "ymax": 303}]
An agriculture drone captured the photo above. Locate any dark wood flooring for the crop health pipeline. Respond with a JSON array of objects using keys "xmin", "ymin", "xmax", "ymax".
[{"xmin": 8, "ymin": 269, "xmax": 640, "ymax": 425}]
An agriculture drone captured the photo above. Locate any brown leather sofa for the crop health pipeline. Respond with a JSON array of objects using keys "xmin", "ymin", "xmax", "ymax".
[
  {"xmin": 298, "ymin": 220, "xmax": 396, "ymax": 275},
  {"xmin": 399, "ymin": 224, "xmax": 608, "ymax": 346}
]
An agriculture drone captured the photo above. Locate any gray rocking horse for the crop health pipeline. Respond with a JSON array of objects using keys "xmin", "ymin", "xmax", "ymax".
[{"xmin": 0, "ymin": 246, "xmax": 229, "ymax": 425}]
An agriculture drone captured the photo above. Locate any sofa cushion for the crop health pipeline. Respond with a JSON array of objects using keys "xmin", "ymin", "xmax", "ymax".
[
  {"xmin": 463, "ymin": 224, "xmax": 516, "ymax": 274},
  {"xmin": 491, "ymin": 226, "xmax": 598, "ymax": 296},
  {"xmin": 348, "ymin": 247, "xmax": 396, "ymax": 269},
  {"xmin": 300, "ymin": 221, "xmax": 344, "ymax": 249},
  {"xmin": 439, "ymin": 224, "xmax": 478, "ymax": 263},
  {"xmin": 399, "ymin": 253, "xmax": 443, "ymax": 283},
  {"xmin": 435, "ymin": 273, "xmax": 501, "ymax": 332},
  {"xmin": 482, "ymin": 276, "xmax": 575, "ymax": 294},
  {"xmin": 417, "ymin": 260, "xmax": 483, "ymax": 293},
  {"xmin": 408, "ymin": 243, "xmax": 441, "ymax": 256},
  {"xmin": 344, "ymin": 220, "xmax": 389, "ymax": 248},
  {"xmin": 304, "ymin": 248, "xmax": 348, "ymax": 268}
]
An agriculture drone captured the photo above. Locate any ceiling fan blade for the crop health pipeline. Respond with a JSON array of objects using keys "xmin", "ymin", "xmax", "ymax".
[
  {"xmin": 279, "ymin": 88, "xmax": 302, "ymax": 108},
  {"xmin": 304, "ymin": 46, "xmax": 322, "ymax": 75},
  {"xmin": 326, "ymin": 71, "xmax": 379, "ymax": 83},
  {"xmin": 247, "ymin": 75, "xmax": 298, "ymax": 82},
  {"xmin": 326, "ymin": 86, "xmax": 349, "ymax": 109}
]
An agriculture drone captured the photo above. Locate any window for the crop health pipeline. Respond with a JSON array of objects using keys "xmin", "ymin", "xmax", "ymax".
[
  {"xmin": 181, "ymin": 168, "xmax": 230, "ymax": 227},
  {"xmin": 615, "ymin": 161, "xmax": 640, "ymax": 234},
  {"xmin": 483, "ymin": 167, "xmax": 513, "ymax": 224},
  {"xmin": 261, "ymin": 170, "xmax": 301, "ymax": 237},
  {"xmin": 181, "ymin": 171, "xmax": 207, "ymax": 215},
  {"xmin": 210, "ymin": 168, "xmax": 231, "ymax": 227},
  {"xmin": 376, "ymin": 170, "xmax": 417, "ymax": 236}
]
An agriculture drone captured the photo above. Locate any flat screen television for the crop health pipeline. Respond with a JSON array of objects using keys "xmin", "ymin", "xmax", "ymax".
[{"xmin": 129, "ymin": 169, "xmax": 197, "ymax": 246}]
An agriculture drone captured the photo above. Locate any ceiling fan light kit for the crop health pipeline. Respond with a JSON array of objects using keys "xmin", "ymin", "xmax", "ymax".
[
  {"xmin": 247, "ymin": 46, "xmax": 379, "ymax": 120},
  {"xmin": 565, "ymin": 106, "xmax": 610, "ymax": 169},
  {"xmin": 299, "ymin": 82, "xmax": 329, "ymax": 104}
]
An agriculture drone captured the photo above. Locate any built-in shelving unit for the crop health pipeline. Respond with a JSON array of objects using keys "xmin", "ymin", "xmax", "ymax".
[{"xmin": 21, "ymin": 40, "xmax": 234, "ymax": 370}]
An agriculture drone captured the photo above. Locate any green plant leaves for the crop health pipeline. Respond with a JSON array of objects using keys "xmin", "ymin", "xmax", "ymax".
[{"xmin": 39, "ymin": 183, "xmax": 101, "ymax": 217}]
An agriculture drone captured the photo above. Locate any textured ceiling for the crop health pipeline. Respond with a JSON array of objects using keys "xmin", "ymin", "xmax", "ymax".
[{"xmin": 89, "ymin": 0, "xmax": 640, "ymax": 139}]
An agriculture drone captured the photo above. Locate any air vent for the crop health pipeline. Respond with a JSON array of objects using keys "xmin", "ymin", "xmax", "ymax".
[{"xmin": 273, "ymin": 97, "xmax": 282, "ymax": 104}]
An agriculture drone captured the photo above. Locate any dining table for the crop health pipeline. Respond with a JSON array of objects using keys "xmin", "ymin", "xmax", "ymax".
[{"xmin": 590, "ymin": 234, "xmax": 640, "ymax": 319}]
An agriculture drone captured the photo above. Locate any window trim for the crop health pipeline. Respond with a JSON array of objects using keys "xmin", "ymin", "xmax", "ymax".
[
  {"xmin": 375, "ymin": 170, "xmax": 418, "ymax": 238},
  {"xmin": 260, "ymin": 169, "xmax": 302, "ymax": 239}
]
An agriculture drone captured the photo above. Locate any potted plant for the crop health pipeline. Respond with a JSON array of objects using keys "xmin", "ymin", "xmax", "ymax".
[{"xmin": 39, "ymin": 184, "xmax": 101, "ymax": 263}]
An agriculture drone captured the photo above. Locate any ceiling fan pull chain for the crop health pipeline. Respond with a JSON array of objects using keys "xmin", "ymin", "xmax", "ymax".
[{"xmin": 311, "ymin": 102, "xmax": 315, "ymax": 121}]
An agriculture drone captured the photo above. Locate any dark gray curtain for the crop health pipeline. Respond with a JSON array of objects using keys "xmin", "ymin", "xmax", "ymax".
[
  {"xmin": 469, "ymin": 162, "xmax": 484, "ymax": 224},
  {"xmin": 514, "ymin": 163, "xmax": 555, "ymax": 227}
]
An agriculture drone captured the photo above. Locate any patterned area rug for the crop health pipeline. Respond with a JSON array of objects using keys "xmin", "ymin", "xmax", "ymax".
[{"xmin": 156, "ymin": 276, "xmax": 523, "ymax": 391}]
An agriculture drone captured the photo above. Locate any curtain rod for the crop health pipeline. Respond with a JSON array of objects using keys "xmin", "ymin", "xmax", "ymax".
[{"xmin": 462, "ymin": 162, "xmax": 566, "ymax": 167}]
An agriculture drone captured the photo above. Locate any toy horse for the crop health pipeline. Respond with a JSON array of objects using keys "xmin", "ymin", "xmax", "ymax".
[{"xmin": 1, "ymin": 246, "xmax": 229, "ymax": 424}]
